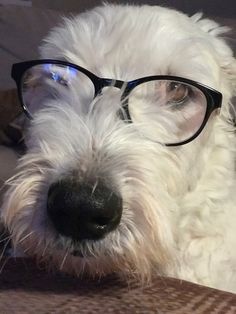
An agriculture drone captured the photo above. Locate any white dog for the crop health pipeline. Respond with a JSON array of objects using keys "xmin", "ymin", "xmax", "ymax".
[{"xmin": 1, "ymin": 4, "xmax": 236, "ymax": 293}]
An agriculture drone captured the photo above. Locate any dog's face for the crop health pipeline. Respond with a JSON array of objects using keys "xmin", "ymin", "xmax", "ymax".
[{"xmin": 2, "ymin": 5, "xmax": 236, "ymax": 279}]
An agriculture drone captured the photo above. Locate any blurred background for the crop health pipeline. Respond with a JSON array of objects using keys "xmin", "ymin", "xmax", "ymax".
[{"xmin": 32, "ymin": 0, "xmax": 236, "ymax": 18}]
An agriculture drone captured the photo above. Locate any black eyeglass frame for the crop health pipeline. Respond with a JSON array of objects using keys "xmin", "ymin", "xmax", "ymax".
[{"xmin": 11, "ymin": 59, "xmax": 222, "ymax": 146}]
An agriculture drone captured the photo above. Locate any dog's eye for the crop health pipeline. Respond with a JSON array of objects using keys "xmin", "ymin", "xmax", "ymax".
[{"xmin": 166, "ymin": 82, "xmax": 189, "ymax": 104}]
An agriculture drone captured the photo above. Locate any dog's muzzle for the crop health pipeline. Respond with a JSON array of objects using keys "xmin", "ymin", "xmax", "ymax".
[{"xmin": 47, "ymin": 178, "xmax": 122, "ymax": 241}]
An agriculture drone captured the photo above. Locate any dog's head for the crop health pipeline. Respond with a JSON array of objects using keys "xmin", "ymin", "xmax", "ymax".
[{"xmin": 2, "ymin": 4, "xmax": 236, "ymax": 279}]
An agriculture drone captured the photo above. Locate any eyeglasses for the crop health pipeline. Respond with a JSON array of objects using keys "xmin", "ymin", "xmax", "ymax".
[{"xmin": 11, "ymin": 59, "xmax": 222, "ymax": 146}]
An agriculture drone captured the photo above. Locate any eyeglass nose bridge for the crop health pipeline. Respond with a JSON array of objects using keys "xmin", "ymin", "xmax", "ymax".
[
  {"xmin": 95, "ymin": 78, "xmax": 132, "ymax": 122},
  {"xmin": 96, "ymin": 78, "xmax": 126, "ymax": 94},
  {"xmin": 97, "ymin": 78, "xmax": 135, "ymax": 102}
]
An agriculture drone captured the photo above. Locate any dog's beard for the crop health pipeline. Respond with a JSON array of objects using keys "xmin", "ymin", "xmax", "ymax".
[{"xmin": 2, "ymin": 143, "xmax": 176, "ymax": 281}]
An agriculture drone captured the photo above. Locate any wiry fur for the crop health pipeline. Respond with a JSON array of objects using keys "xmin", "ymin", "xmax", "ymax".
[{"xmin": 1, "ymin": 4, "xmax": 236, "ymax": 292}]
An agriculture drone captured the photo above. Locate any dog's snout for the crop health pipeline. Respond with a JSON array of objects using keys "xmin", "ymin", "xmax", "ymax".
[{"xmin": 47, "ymin": 178, "xmax": 122, "ymax": 241}]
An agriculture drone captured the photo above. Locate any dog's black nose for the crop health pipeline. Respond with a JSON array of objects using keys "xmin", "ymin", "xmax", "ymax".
[{"xmin": 47, "ymin": 178, "xmax": 122, "ymax": 241}]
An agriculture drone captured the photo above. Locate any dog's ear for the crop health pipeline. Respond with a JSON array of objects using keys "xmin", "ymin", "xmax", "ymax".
[{"xmin": 191, "ymin": 13, "xmax": 236, "ymax": 98}]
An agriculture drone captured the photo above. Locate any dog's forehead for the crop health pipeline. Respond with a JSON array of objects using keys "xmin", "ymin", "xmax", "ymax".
[{"xmin": 42, "ymin": 5, "xmax": 218, "ymax": 85}]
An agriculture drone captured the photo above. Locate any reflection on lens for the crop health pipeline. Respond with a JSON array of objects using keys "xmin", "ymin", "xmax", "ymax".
[
  {"xmin": 21, "ymin": 63, "xmax": 95, "ymax": 116},
  {"xmin": 42, "ymin": 64, "xmax": 78, "ymax": 86},
  {"xmin": 128, "ymin": 80, "xmax": 207, "ymax": 144}
]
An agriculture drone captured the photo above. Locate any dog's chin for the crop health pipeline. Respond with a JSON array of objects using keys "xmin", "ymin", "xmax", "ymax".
[
  {"xmin": 58, "ymin": 237, "xmax": 104, "ymax": 259},
  {"xmin": 71, "ymin": 248, "xmax": 93, "ymax": 258},
  {"xmin": 71, "ymin": 249, "xmax": 84, "ymax": 257}
]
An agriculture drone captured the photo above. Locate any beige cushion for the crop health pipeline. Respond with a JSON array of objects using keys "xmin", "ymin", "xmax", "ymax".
[
  {"xmin": 0, "ymin": 145, "xmax": 18, "ymax": 191},
  {"xmin": 0, "ymin": 5, "xmax": 61, "ymax": 90}
]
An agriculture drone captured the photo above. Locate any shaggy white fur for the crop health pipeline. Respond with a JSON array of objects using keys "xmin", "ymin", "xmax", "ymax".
[{"xmin": 1, "ymin": 4, "xmax": 236, "ymax": 293}]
